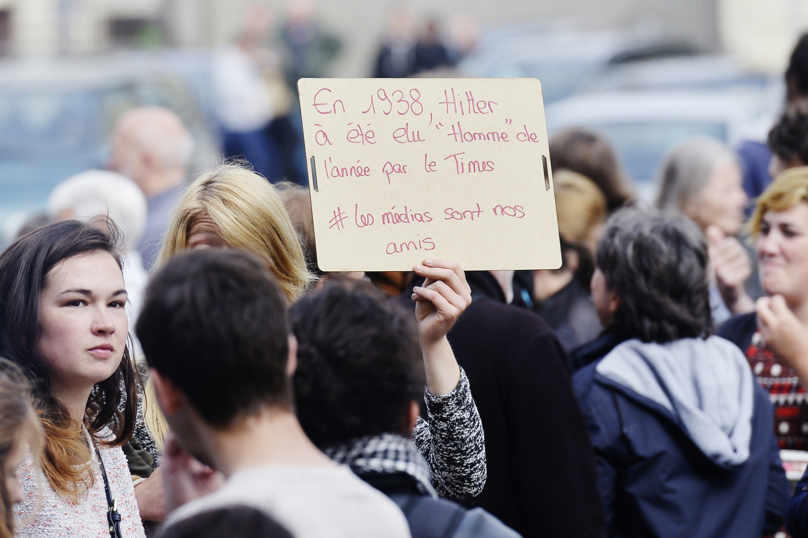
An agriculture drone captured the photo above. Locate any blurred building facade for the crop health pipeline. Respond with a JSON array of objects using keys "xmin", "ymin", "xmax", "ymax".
[{"xmin": 1, "ymin": 0, "xmax": 807, "ymax": 75}]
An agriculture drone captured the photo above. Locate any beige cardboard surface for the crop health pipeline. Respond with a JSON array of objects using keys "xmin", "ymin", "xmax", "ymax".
[{"xmin": 298, "ymin": 78, "xmax": 561, "ymax": 271}]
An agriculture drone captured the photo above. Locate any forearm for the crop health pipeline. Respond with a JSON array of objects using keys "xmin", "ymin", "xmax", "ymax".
[
  {"xmin": 413, "ymin": 368, "xmax": 486, "ymax": 498},
  {"xmin": 421, "ymin": 336, "xmax": 461, "ymax": 396}
]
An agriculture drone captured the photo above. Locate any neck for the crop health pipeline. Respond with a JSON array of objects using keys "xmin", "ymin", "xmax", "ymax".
[
  {"xmin": 141, "ymin": 169, "xmax": 185, "ymax": 198},
  {"xmin": 789, "ymin": 297, "xmax": 808, "ymax": 326},
  {"xmin": 50, "ymin": 384, "xmax": 92, "ymax": 424},
  {"xmin": 199, "ymin": 409, "xmax": 334, "ymax": 478}
]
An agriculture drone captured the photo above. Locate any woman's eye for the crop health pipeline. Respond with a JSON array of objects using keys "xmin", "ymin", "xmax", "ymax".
[
  {"xmin": 65, "ymin": 299, "xmax": 86, "ymax": 307},
  {"xmin": 109, "ymin": 300, "xmax": 126, "ymax": 308}
]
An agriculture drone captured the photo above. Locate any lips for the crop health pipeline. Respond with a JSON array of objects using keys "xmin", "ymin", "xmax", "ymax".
[{"xmin": 88, "ymin": 344, "xmax": 115, "ymax": 358}]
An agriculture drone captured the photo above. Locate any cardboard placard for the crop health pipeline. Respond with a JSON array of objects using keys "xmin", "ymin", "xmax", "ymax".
[{"xmin": 298, "ymin": 78, "xmax": 561, "ymax": 271}]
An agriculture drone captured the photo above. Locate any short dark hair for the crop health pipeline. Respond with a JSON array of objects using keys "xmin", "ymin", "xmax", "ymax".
[
  {"xmin": 768, "ymin": 100, "xmax": 808, "ymax": 167},
  {"xmin": 596, "ymin": 208, "xmax": 712, "ymax": 343},
  {"xmin": 136, "ymin": 249, "xmax": 292, "ymax": 427},
  {"xmin": 290, "ymin": 282, "xmax": 424, "ymax": 448},
  {"xmin": 0, "ymin": 219, "xmax": 137, "ymax": 445},
  {"xmin": 787, "ymin": 33, "xmax": 808, "ymax": 101}
]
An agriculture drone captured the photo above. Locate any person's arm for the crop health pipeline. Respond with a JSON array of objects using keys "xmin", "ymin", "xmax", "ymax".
[
  {"xmin": 757, "ymin": 295, "xmax": 808, "ymax": 386},
  {"xmin": 411, "ymin": 259, "xmax": 471, "ymax": 395},
  {"xmin": 409, "ymin": 260, "xmax": 486, "ymax": 498},
  {"xmin": 412, "ymin": 367, "xmax": 486, "ymax": 498},
  {"xmin": 160, "ymin": 433, "xmax": 225, "ymax": 516}
]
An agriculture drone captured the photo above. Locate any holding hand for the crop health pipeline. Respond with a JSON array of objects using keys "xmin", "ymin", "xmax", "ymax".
[
  {"xmin": 706, "ymin": 225, "xmax": 755, "ymax": 314},
  {"xmin": 411, "ymin": 260, "xmax": 472, "ymax": 395},
  {"xmin": 160, "ymin": 432, "xmax": 225, "ymax": 515},
  {"xmin": 757, "ymin": 295, "xmax": 808, "ymax": 386}
]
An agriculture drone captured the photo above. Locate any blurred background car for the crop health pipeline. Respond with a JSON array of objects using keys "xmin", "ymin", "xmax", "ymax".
[
  {"xmin": 0, "ymin": 51, "xmax": 219, "ymax": 247},
  {"xmin": 545, "ymin": 84, "xmax": 783, "ymax": 200}
]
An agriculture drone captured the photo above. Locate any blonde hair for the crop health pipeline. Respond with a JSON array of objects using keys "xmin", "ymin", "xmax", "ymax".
[
  {"xmin": 554, "ymin": 170, "xmax": 608, "ymax": 249},
  {"xmin": 749, "ymin": 166, "xmax": 808, "ymax": 238},
  {"xmin": 158, "ymin": 163, "xmax": 314, "ymax": 303}
]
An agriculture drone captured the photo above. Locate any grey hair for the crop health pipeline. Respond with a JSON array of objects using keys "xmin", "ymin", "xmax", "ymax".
[
  {"xmin": 655, "ymin": 137, "xmax": 738, "ymax": 213},
  {"xmin": 597, "ymin": 208, "xmax": 712, "ymax": 343},
  {"xmin": 47, "ymin": 170, "xmax": 147, "ymax": 252}
]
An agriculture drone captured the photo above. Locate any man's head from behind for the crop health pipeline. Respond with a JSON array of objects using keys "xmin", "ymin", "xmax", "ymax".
[
  {"xmin": 593, "ymin": 208, "xmax": 712, "ymax": 344},
  {"xmin": 291, "ymin": 282, "xmax": 424, "ymax": 449},
  {"xmin": 136, "ymin": 249, "xmax": 293, "ymax": 444}
]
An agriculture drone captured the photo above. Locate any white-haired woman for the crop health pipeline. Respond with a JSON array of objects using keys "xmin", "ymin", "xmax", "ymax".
[{"xmin": 656, "ymin": 137, "xmax": 754, "ymax": 324}]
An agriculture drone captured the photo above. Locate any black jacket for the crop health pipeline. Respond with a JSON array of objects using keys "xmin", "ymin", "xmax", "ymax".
[{"xmin": 427, "ymin": 272, "xmax": 606, "ymax": 538}]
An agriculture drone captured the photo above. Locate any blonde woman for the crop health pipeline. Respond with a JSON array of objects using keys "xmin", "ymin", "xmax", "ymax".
[{"xmin": 159, "ymin": 164, "xmax": 314, "ymax": 303}]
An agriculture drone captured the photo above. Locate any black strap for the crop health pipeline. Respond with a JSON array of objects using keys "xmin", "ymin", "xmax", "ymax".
[{"xmin": 95, "ymin": 444, "xmax": 123, "ymax": 538}]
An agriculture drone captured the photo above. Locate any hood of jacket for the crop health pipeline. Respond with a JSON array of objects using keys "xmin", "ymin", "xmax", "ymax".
[{"xmin": 595, "ymin": 336, "xmax": 755, "ymax": 468}]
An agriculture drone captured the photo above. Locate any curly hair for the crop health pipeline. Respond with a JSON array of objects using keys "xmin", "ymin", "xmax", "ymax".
[{"xmin": 596, "ymin": 208, "xmax": 712, "ymax": 343}]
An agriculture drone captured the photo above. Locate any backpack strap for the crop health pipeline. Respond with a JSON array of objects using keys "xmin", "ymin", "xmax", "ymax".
[{"xmin": 388, "ymin": 493, "xmax": 466, "ymax": 538}]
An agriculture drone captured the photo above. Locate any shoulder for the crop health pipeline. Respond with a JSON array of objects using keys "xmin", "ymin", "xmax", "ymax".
[
  {"xmin": 391, "ymin": 494, "xmax": 519, "ymax": 538},
  {"xmin": 168, "ymin": 466, "xmax": 410, "ymax": 538},
  {"xmin": 717, "ymin": 312, "xmax": 757, "ymax": 351},
  {"xmin": 158, "ymin": 505, "xmax": 294, "ymax": 538}
]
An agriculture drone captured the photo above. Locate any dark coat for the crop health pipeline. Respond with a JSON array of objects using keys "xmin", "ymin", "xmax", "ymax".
[
  {"xmin": 426, "ymin": 272, "xmax": 605, "ymax": 538},
  {"xmin": 574, "ymin": 342, "xmax": 789, "ymax": 538}
]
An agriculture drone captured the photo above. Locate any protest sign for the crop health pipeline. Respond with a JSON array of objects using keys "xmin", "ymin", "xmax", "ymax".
[{"xmin": 298, "ymin": 78, "xmax": 561, "ymax": 271}]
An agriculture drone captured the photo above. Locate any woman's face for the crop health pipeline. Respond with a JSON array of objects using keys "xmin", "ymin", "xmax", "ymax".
[
  {"xmin": 35, "ymin": 251, "xmax": 128, "ymax": 398},
  {"xmin": 685, "ymin": 161, "xmax": 748, "ymax": 236},
  {"xmin": 187, "ymin": 218, "xmax": 227, "ymax": 251},
  {"xmin": 4, "ymin": 435, "xmax": 28, "ymax": 505},
  {"xmin": 756, "ymin": 203, "xmax": 808, "ymax": 306}
]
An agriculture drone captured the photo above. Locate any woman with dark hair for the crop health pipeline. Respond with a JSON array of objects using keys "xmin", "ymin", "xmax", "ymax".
[
  {"xmin": 0, "ymin": 219, "xmax": 144, "ymax": 537},
  {"xmin": 573, "ymin": 209, "xmax": 789, "ymax": 538}
]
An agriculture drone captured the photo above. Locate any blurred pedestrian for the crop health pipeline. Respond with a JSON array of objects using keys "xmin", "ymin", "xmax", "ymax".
[
  {"xmin": 47, "ymin": 170, "xmax": 148, "ymax": 322},
  {"xmin": 575, "ymin": 208, "xmax": 789, "ymax": 538},
  {"xmin": 738, "ymin": 32, "xmax": 808, "ymax": 202},
  {"xmin": 373, "ymin": 6, "xmax": 418, "ymax": 78},
  {"xmin": 413, "ymin": 19, "xmax": 452, "ymax": 74},
  {"xmin": 518, "ymin": 170, "xmax": 606, "ymax": 351},
  {"xmin": 656, "ymin": 137, "xmax": 754, "ymax": 324},
  {"xmin": 767, "ymin": 99, "xmax": 808, "ymax": 177},
  {"xmin": 108, "ymin": 107, "xmax": 193, "ymax": 271},
  {"xmin": 278, "ymin": 0, "xmax": 341, "ymax": 91},
  {"xmin": 549, "ymin": 127, "xmax": 635, "ymax": 212}
]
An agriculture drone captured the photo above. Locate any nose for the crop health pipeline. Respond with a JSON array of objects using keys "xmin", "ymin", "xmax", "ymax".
[
  {"xmin": 91, "ymin": 306, "xmax": 117, "ymax": 335},
  {"xmin": 756, "ymin": 230, "xmax": 779, "ymax": 259}
]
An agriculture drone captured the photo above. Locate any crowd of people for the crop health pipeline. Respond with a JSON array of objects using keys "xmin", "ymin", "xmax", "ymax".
[{"xmin": 4, "ymin": 20, "xmax": 808, "ymax": 538}]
